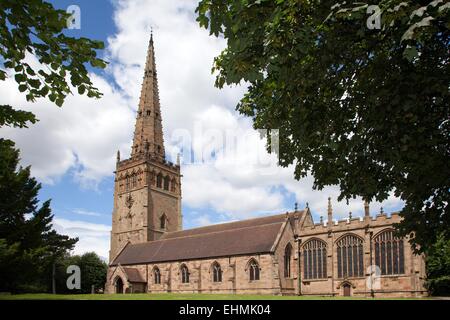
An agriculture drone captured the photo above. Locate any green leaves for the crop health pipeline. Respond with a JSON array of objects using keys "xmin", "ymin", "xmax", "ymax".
[
  {"xmin": 0, "ymin": 0, "xmax": 107, "ymax": 117},
  {"xmin": 196, "ymin": 0, "xmax": 450, "ymax": 252},
  {"xmin": 0, "ymin": 138, "xmax": 78, "ymax": 292},
  {"xmin": 0, "ymin": 105, "xmax": 37, "ymax": 128}
]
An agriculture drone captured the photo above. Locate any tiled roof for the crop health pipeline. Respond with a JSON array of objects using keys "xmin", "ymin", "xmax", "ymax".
[
  {"xmin": 111, "ymin": 212, "xmax": 301, "ymax": 266},
  {"xmin": 123, "ymin": 267, "xmax": 146, "ymax": 283}
]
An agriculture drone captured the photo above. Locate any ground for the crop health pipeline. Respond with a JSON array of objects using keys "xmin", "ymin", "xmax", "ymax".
[{"xmin": 0, "ymin": 293, "xmax": 427, "ymax": 300}]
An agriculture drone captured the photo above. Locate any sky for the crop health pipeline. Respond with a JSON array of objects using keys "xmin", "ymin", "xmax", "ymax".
[{"xmin": 0, "ymin": 0, "xmax": 404, "ymax": 260}]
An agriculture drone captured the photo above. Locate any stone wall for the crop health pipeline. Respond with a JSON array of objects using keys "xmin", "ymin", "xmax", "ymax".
[{"xmin": 298, "ymin": 213, "xmax": 426, "ymax": 297}]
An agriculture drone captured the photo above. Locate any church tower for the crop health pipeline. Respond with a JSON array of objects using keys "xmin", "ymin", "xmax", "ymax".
[{"xmin": 109, "ymin": 33, "xmax": 182, "ymax": 262}]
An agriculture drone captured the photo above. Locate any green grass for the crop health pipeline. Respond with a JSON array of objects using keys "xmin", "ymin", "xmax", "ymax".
[{"xmin": 0, "ymin": 293, "xmax": 425, "ymax": 300}]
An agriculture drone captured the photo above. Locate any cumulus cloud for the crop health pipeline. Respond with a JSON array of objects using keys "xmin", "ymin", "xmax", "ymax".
[
  {"xmin": 0, "ymin": 70, "xmax": 134, "ymax": 187},
  {"xmin": 0, "ymin": 0, "xmax": 405, "ymax": 257},
  {"xmin": 53, "ymin": 218, "xmax": 110, "ymax": 259}
]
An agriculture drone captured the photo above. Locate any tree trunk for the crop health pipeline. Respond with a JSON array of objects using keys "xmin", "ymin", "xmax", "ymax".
[{"xmin": 52, "ymin": 261, "xmax": 56, "ymax": 294}]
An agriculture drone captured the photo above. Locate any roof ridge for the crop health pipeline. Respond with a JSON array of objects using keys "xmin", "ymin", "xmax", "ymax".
[
  {"xmin": 166, "ymin": 212, "xmax": 292, "ymax": 235},
  {"xmin": 126, "ymin": 220, "xmax": 285, "ymax": 247}
]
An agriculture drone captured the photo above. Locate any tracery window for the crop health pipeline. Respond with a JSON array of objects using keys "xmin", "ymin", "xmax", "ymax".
[
  {"xmin": 303, "ymin": 239, "xmax": 327, "ymax": 279},
  {"xmin": 131, "ymin": 174, "xmax": 137, "ymax": 188},
  {"xmin": 248, "ymin": 259, "xmax": 260, "ymax": 281},
  {"xmin": 284, "ymin": 243, "xmax": 292, "ymax": 278},
  {"xmin": 181, "ymin": 264, "xmax": 189, "ymax": 283},
  {"xmin": 337, "ymin": 234, "xmax": 364, "ymax": 278},
  {"xmin": 153, "ymin": 267, "xmax": 161, "ymax": 284},
  {"xmin": 156, "ymin": 173, "xmax": 162, "ymax": 188},
  {"xmin": 125, "ymin": 175, "xmax": 130, "ymax": 191},
  {"xmin": 160, "ymin": 214, "xmax": 167, "ymax": 230},
  {"xmin": 163, "ymin": 176, "xmax": 170, "ymax": 190},
  {"xmin": 374, "ymin": 230, "xmax": 405, "ymax": 275},
  {"xmin": 212, "ymin": 262, "xmax": 222, "ymax": 282}
]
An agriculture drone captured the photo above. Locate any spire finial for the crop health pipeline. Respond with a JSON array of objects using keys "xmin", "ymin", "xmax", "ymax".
[
  {"xmin": 364, "ymin": 199, "xmax": 370, "ymax": 217},
  {"xmin": 327, "ymin": 197, "xmax": 333, "ymax": 227},
  {"xmin": 380, "ymin": 207, "xmax": 384, "ymax": 214},
  {"xmin": 294, "ymin": 202, "xmax": 298, "ymax": 212},
  {"xmin": 349, "ymin": 211, "xmax": 352, "ymax": 219},
  {"xmin": 116, "ymin": 150, "xmax": 120, "ymax": 162},
  {"xmin": 327, "ymin": 197, "xmax": 332, "ymax": 215}
]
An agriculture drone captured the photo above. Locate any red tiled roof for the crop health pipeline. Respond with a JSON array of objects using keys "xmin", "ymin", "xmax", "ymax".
[
  {"xmin": 111, "ymin": 212, "xmax": 300, "ymax": 266},
  {"xmin": 123, "ymin": 267, "xmax": 146, "ymax": 283}
]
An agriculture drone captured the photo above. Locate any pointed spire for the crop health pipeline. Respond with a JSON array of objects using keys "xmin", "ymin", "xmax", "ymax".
[
  {"xmin": 131, "ymin": 32, "xmax": 165, "ymax": 161},
  {"xmin": 327, "ymin": 197, "xmax": 333, "ymax": 227},
  {"xmin": 364, "ymin": 199, "xmax": 370, "ymax": 217},
  {"xmin": 116, "ymin": 150, "xmax": 120, "ymax": 162}
]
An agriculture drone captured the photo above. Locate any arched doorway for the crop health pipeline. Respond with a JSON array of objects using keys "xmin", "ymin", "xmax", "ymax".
[
  {"xmin": 115, "ymin": 277, "xmax": 124, "ymax": 294},
  {"xmin": 343, "ymin": 283, "xmax": 351, "ymax": 296}
]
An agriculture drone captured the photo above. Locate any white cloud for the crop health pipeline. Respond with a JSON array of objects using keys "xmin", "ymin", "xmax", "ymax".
[
  {"xmin": 0, "ymin": 0, "xmax": 405, "ymax": 255},
  {"xmin": 0, "ymin": 70, "xmax": 134, "ymax": 187},
  {"xmin": 72, "ymin": 209, "xmax": 105, "ymax": 217},
  {"xmin": 53, "ymin": 218, "xmax": 110, "ymax": 260}
]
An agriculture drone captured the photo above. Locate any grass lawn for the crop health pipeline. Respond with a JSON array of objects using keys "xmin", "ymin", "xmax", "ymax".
[{"xmin": 0, "ymin": 293, "xmax": 426, "ymax": 300}]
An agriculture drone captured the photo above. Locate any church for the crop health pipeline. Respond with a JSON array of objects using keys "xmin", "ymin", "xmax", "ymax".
[{"xmin": 105, "ymin": 34, "xmax": 426, "ymax": 297}]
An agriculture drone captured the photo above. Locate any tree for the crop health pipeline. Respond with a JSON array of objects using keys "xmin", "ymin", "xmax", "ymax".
[
  {"xmin": 196, "ymin": 0, "xmax": 449, "ymax": 252},
  {"xmin": 0, "ymin": 0, "xmax": 107, "ymax": 128},
  {"xmin": 52, "ymin": 252, "xmax": 107, "ymax": 294},
  {"xmin": 425, "ymin": 233, "xmax": 450, "ymax": 296},
  {"xmin": 0, "ymin": 138, "xmax": 78, "ymax": 292},
  {"xmin": 78, "ymin": 252, "xmax": 108, "ymax": 293}
]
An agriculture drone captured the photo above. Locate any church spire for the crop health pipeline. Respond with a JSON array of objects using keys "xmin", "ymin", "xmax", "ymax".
[{"xmin": 131, "ymin": 32, "xmax": 165, "ymax": 161}]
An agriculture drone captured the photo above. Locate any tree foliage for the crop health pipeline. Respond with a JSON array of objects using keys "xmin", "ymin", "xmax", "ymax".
[
  {"xmin": 425, "ymin": 233, "xmax": 450, "ymax": 296},
  {"xmin": 52, "ymin": 252, "xmax": 107, "ymax": 294},
  {"xmin": 196, "ymin": 0, "xmax": 449, "ymax": 252},
  {"xmin": 0, "ymin": 138, "xmax": 78, "ymax": 292},
  {"xmin": 0, "ymin": 0, "xmax": 107, "ymax": 128}
]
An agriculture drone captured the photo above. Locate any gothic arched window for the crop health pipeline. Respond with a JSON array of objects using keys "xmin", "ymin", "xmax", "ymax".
[
  {"xmin": 374, "ymin": 229, "xmax": 405, "ymax": 275},
  {"xmin": 284, "ymin": 243, "xmax": 292, "ymax": 278},
  {"xmin": 248, "ymin": 259, "xmax": 260, "ymax": 281},
  {"xmin": 131, "ymin": 174, "xmax": 137, "ymax": 188},
  {"xmin": 181, "ymin": 264, "xmax": 189, "ymax": 283},
  {"xmin": 153, "ymin": 267, "xmax": 161, "ymax": 284},
  {"xmin": 125, "ymin": 175, "xmax": 130, "ymax": 191},
  {"xmin": 163, "ymin": 176, "xmax": 170, "ymax": 191},
  {"xmin": 160, "ymin": 214, "xmax": 167, "ymax": 230},
  {"xmin": 303, "ymin": 239, "xmax": 327, "ymax": 279},
  {"xmin": 171, "ymin": 178, "xmax": 176, "ymax": 192},
  {"xmin": 156, "ymin": 173, "xmax": 162, "ymax": 188},
  {"xmin": 337, "ymin": 234, "xmax": 364, "ymax": 278},
  {"xmin": 212, "ymin": 262, "xmax": 222, "ymax": 283}
]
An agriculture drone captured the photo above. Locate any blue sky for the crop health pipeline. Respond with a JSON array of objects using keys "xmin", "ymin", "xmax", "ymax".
[{"xmin": 1, "ymin": 0, "xmax": 405, "ymax": 259}]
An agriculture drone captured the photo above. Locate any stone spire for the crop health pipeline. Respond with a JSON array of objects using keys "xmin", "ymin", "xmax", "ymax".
[
  {"xmin": 131, "ymin": 32, "xmax": 165, "ymax": 161},
  {"xmin": 364, "ymin": 200, "xmax": 370, "ymax": 218},
  {"xmin": 327, "ymin": 197, "xmax": 333, "ymax": 227}
]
